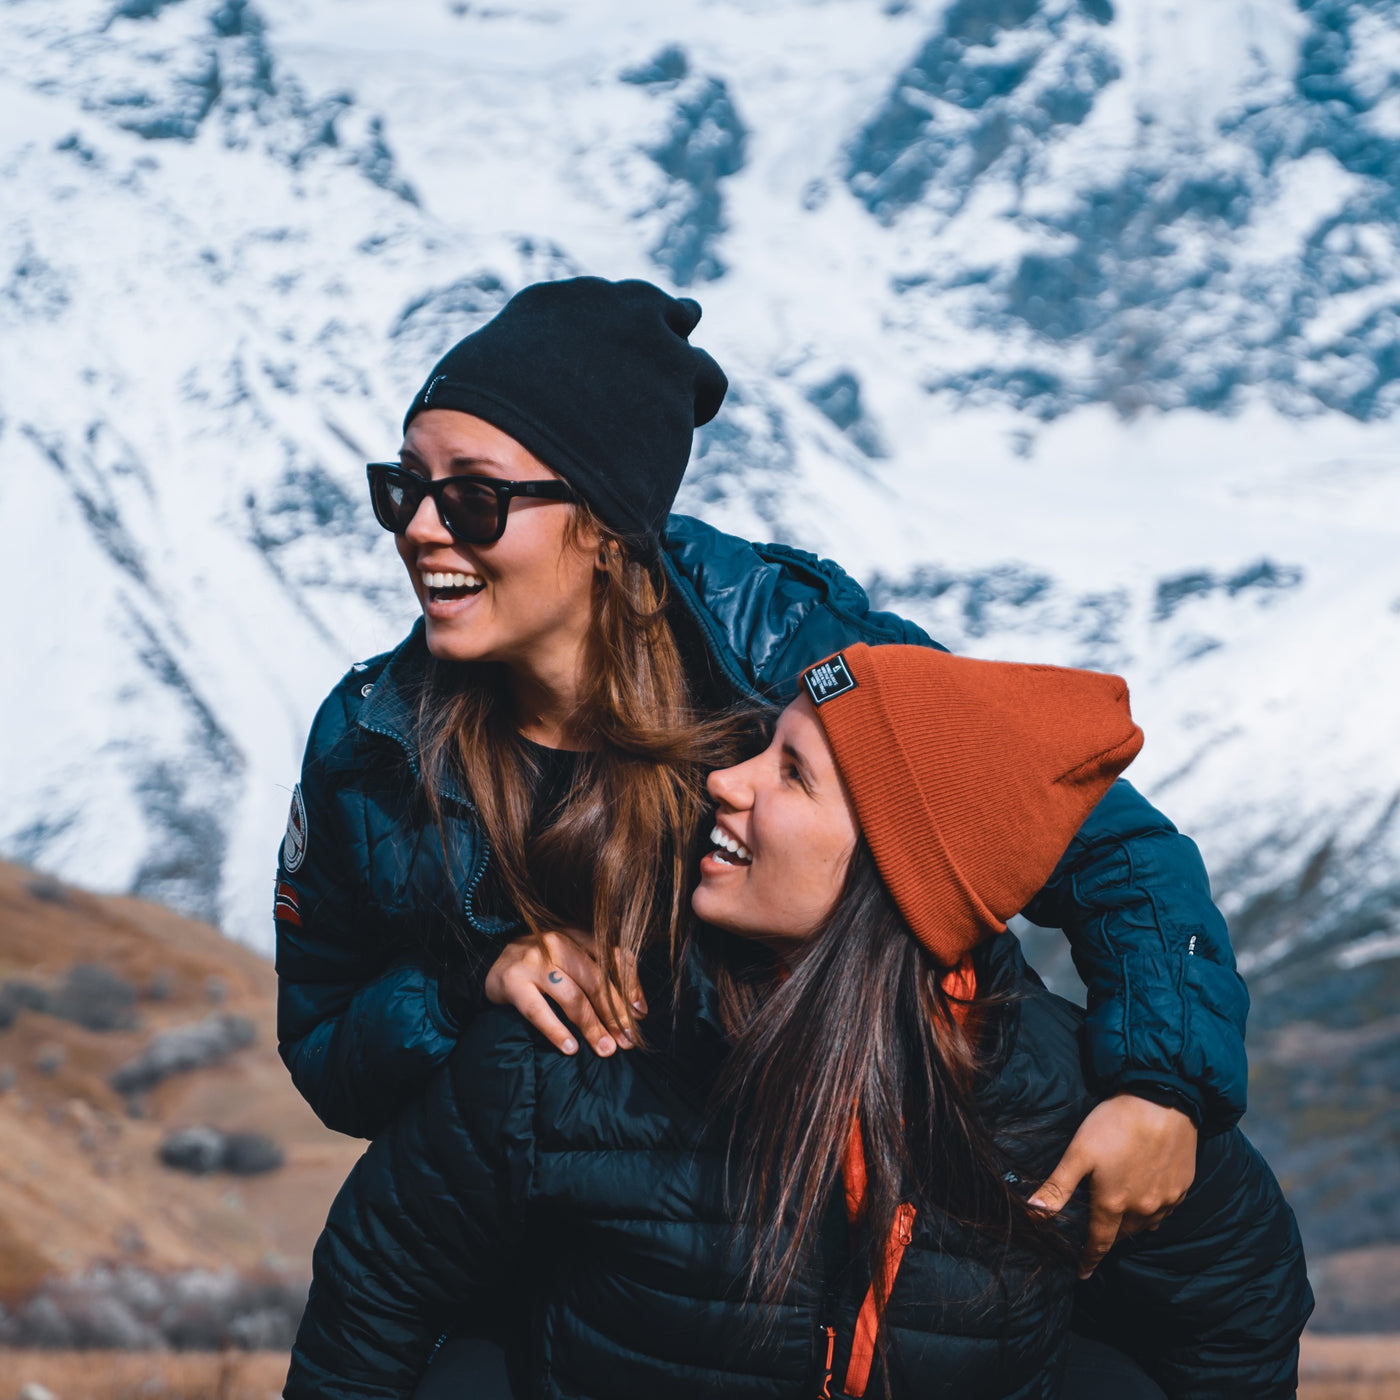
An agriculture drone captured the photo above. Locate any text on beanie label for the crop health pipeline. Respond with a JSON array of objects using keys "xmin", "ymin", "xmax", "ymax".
[{"xmin": 804, "ymin": 654, "xmax": 858, "ymax": 706}]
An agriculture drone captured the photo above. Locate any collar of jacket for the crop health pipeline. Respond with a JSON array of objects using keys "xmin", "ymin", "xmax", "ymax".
[
  {"xmin": 352, "ymin": 513, "xmax": 787, "ymax": 796},
  {"xmin": 352, "ymin": 617, "xmax": 477, "ymax": 802}
]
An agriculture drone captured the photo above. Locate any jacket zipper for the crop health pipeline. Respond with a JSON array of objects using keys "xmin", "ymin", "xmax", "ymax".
[
  {"xmin": 843, "ymin": 1202, "xmax": 917, "ymax": 1398},
  {"xmin": 819, "ymin": 1325, "xmax": 836, "ymax": 1399},
  {"xmin": 834, "ymin": 1123, "xmax": 920, "ymax": 1400},
  {"xmin": 361, "ymin": 702, "xmax": 514, "ymax": 938},
  {"xmin": 461, "ymin": 827, "xmax": 496, "ymax": 932}
]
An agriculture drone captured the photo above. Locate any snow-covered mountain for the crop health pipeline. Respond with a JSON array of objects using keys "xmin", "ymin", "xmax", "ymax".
[{"xmin": 2, "ymin": 0, "xmax": 1399, "ymax": 1282}]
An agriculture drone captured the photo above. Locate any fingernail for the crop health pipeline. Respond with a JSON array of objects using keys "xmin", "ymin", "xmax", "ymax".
[
  {"xmin": 1028, "ymin": 1198, "xmax": 1046, "ymax": 1211},
  {"xmin": 562, "ymin": 1037, "xmax": 578, "ymax": 1055},
  {"xmin": 632, "ymin": 1000, "xmax": 647, "ymax": 1015},
  {"xmin": 618, "ymin": 1029, "xmax": 635, "ymax": 1047},
  {"xmin": 597, "ymin": 1036, "xmax": 615, "ymax": 1056},
  {"xmin": 1078, "ymin": 1269, "xmax": 1094, "ymax": 1280}
]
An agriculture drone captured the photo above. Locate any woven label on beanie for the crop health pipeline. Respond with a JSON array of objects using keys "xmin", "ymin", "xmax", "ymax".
[{"xmin": 804, "ymin": 655, "xmax": 858, "ymax": 706}]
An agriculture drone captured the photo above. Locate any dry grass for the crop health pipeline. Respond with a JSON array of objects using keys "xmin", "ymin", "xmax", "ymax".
[
  {"xmin": 2, "ymin": 1336, "xmax": 1398, "ymax": 1400},
  {"xmin": 1301, "ymin": 1334, "xmax": 1400, "ymax": 1400},
  {"xmin": 0, "ymin": 1350, "xmax": 286, "ymax": 1400},
  {"xmin": 1303, "ymin": 1381, "xmax": 1400, "ymax": 1400},
  {"xmin": 1303, "ymin": 1383, "xmax": 1400, "ymax": 1398}
]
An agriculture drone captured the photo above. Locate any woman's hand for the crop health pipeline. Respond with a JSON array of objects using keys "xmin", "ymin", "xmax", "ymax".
[
  {"xmin": 484, "ymin": 927, "xmax": 646, "ymax": 1058},
  {"xmin": 1029, "ymin": 1094, "xmax": 1198, "ymax": 1278}
]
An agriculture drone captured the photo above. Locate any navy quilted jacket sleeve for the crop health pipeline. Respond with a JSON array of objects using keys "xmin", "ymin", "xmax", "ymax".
[
  {"xmin": 1021, "ymin": 781, "xmax": 1248, "ymax": 1128},
  {"xmin": 275, "ymin": 674, "xmax": 459, "ymax": 1140}
]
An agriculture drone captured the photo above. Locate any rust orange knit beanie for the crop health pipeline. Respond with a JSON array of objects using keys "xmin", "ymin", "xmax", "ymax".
[{"xmin": 802, "ymin": 643, "xmax": 1144, "ymax": 967}]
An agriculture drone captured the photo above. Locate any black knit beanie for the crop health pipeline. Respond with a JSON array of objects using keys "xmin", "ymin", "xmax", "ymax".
[{"xmin": 402, "ymin": 277, "xmax": 728, "ymax": 544}]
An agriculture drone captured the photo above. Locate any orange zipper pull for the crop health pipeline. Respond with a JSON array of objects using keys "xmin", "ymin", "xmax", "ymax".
[{"xmin": 820, "ymin": 1324, "xmax": 835, "ymax": 1399}]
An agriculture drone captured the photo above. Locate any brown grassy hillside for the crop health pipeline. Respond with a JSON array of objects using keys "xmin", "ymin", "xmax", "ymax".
[
  {"xmin": 0, "ymin": 861, "xmax": 361, "ymax": 1302},
  {"xmin": 1, "ymin": 1349, "xmax": 286, "ymax": 1399},
  {"xmin": 1300, "ymin": 1335, "xmax": 1400, "ymax": 1399}
]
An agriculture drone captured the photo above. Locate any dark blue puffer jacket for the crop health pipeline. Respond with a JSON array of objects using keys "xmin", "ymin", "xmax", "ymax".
[
  {"xmin": 285, "ymin": 936, "xmax": 1310, "ymax": 1400},
  {"xmin": 274, "ymin": 514, "xmax": 1248, "ymax": 1139}
]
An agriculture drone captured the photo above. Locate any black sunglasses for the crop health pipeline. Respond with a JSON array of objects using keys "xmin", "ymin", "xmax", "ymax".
[{"xmin": 366, "ymin": 462, "xmax": 577, "ymax": 545}]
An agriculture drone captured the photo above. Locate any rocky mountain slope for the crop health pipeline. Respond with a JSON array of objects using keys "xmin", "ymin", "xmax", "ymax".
[{"xmin": 0, "ymin": 0, "xmax": 1397, "ymax": 1302}]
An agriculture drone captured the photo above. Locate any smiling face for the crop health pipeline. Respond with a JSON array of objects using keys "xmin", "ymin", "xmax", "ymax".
[
  {"xmin": 394, "ymin": 409, "xmax": 599, "ymax": 672},
  {"xmin": 692, "ymin": 694, "xmax": 860, "ymax": 953}
]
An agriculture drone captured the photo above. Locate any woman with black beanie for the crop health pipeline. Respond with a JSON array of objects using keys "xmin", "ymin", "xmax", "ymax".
[
  {"xmin": 285, "ymin": 645, "xmax": 1310, "ymax": 1399},
  {"xmin": 274, "ymin": 276, "xmax": 1247, "ymax": 1351}
]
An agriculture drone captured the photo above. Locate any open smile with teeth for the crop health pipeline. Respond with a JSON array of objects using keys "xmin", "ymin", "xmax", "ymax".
[
  {"xmin": 420, "ymin": 569, "xmax": 485, "ymax": 601},
  {"xmin": 708, "ymin": 824, "xmax": 752, "ymax": 866}
]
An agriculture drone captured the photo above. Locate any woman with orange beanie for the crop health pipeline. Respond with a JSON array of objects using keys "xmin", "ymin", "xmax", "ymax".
[{"xmin": 288, "ymin": 645, "xmax": 1310, "ymax": 1400}]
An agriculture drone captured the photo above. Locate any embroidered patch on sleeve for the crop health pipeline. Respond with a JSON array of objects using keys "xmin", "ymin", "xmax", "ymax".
[
  {"xmin": 803, "ymin": 654, "xmax": 858, "ymax": 707},
  {"xmin": 274, "ymin": 880, "xmax": 302, "ymax": 927},
  {"xmin": 282, "ymin": 784, "xmax": 308, "ymax": 873}
]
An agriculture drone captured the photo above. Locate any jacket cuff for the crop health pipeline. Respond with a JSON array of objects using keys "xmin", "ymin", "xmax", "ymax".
[
  {"xmin": 1082, "ymin": 952, "xmax": 1250, "ymax": 1133},
  {"xmin": 1108, "ymin": 1075, "xmax": 1205, "ymax": 1128}
]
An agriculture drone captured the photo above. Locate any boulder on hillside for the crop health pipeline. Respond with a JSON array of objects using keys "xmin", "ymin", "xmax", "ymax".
[
  {"xmin": 0, "ymin": 1263, "xmax": 307, "ymax": 1350},
  {"xmin": 160, "ymin": 1126, "xmax": 284, "ymax": 1176},
  {"xmin": 0, "ymin": 963, "xmax": 140, "ymax": 1032},
  {"xmin": 1, "ymin": 979, "xmax": 52, "ymax": 1021},
  {"xmin": 109, "ymin": 1013, "xmax": 256, "ymax": 1094},
  {"xmin": 53, "ymin": 962, "xmax": 140, "ymax": 1031}
]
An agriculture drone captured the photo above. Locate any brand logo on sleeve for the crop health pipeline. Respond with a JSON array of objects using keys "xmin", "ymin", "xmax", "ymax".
[
  {"xmin": 282, "ymin": 784, "xmax": 308, "ymax": 873},
  {"xmin": 803, "ymin": 654, "xmax": 857, "ymax": 707}
]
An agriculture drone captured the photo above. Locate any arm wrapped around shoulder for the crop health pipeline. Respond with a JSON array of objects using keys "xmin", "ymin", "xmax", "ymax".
[
  {"xmin": 1073, "ymin": 1128, "xmax": 1314, "ymax": 1400},
  {"xmin": 1022, "ymin": 780, "xmax": 1250, "ymax": 1131}
]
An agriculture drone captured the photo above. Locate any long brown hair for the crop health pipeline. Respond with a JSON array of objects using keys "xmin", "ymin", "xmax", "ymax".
[
  {"xmin": 712, "ymin": 838, "xmax": 1076, "ymax": 1343},
  {"xmin": 416, "ymin": 501, "xmax": 748, "ymax": 1011}
]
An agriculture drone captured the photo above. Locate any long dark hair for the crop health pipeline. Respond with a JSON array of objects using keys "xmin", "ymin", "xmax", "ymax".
[
  {"xmin": 417, "ymin": 501, "xmax": 750, "ymax": 1012},
  {"xmin": 712, "ymin": 838, "xmax": 1076, "ymax": 1341}
]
